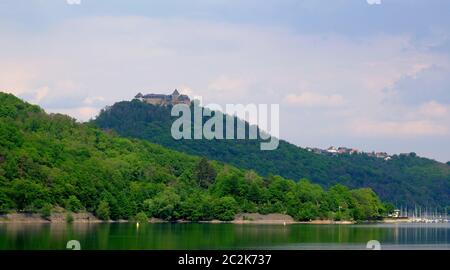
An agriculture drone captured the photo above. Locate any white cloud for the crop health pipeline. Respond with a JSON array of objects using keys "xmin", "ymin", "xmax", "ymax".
[
  {"xmin": 351, "ymin": 119, "xmax": 448, "ymax": 137},
  {"xmin": 284, "ymin": 92, "xmax": 344, "ymax": 107},
  {"xmin": 0, "ymin": 67, "xmax": 37, "ymax": 96},
  {"xmin": 32, "ymin": 86, "xmax": 50, "ymax": 103},
  {"xmin": 83, "ymin": 96, "xmax": 105, "ymax": 105},
  {"xmin": 207, "ymin": 75, "xmax": 253, "ymax": 101},
  {"xmin": 419, "ymin": 101, "xmax": 449, "ymax": 118},
  {"xmin": 178, "ymin": 86, "xmax": 194, "ymax": 96},
  {"xmin": 47, "ymin": 106, "xmax": 99, "ymax": 122}
]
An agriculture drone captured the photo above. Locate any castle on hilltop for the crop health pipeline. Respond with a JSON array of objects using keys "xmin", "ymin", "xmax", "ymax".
[{"xmin": 135, "ymin": 89, "xmax": 190, "ymax": 106}]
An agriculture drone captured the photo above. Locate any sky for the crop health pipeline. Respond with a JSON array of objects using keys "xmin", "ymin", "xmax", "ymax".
[{"xmin": 1, "ymin": 0, "xmax": 449, "ymax": 162}]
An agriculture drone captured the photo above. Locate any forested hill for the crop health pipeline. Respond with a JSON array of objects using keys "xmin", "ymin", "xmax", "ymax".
[
  {"xmin": 0, "ymin": 92, "xmax": 387, "ymax": 221},
  {"xmin": 93, "ymin": 99, "xmax": 450, "ymax": 209}
]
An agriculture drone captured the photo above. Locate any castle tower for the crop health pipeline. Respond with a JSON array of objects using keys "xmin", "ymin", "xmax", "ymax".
[
  {"xmin": 135, "ymin": 92, "xmax": 144, "ymax": 101},
  {"xmin": 172, "ymin": 89, "xmax": 180, "ymax": 102}
]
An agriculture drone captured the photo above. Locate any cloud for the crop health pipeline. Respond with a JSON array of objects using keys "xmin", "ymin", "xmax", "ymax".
[
  {"xmin": 83, "ymin": 96, "xmax": 105, "ymax": 105},
  {"xmin": 207, "ymin": 75, "xmax": 253, "ymax": 101},
  {"xmin": 177, "ymin": 86, "xmax": 194, "ymax": 96},
  {"xmin": 47, "ymin": 106, "xmax": 99, "ymax": 122},
  {"xmin": 419, "ymin": 101, "xmax": 449, "ymax": 118},
  {"xmin": 284, "ymin": 92, "xmax": 344, "ymax": 108},
  {"xmin": 388, "ymin": 65, "xmax": 450, "ymax": 106},
  {"xmin": 33, "ymin": 86, "xmax": 50, "ymax": 103},
  {"xmin": 351, "ymin": 119, "xmax": 448, "ymax": 137}
]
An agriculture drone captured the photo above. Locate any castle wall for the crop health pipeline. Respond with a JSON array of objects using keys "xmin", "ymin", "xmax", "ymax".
[
  {"xmin": 143, "ymin": 97, "xmax": 190, "ymax": 105},
  {"xmin": 138, "ymin": 92, "xmax": 190, "ymax": 106},
  {"xmin": 175, "ymin": 99, "xmax": 191, "ymax": 105},
  {"xmin": 144, "ymin": 98, "xmax": 167, "ymax": 105}
]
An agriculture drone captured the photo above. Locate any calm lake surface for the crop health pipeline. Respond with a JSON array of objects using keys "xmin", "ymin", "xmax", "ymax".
[{"xmin": 1, "ymin": 223, "xmax": 450, "ymax": 250}]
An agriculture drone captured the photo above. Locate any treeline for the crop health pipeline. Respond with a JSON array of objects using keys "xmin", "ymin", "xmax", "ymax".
[
  {"xmin": 0, "ymin": 92, "xmax": 389, "ymax": 221},
  {"xmin": 93, "ymin": 100, "xmax": 450, "ymax": 209}
]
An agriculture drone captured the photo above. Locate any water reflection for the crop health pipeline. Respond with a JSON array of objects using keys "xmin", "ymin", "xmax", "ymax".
[{"xmin": 0, "ymin": 223, "xmax": 449, "ymax": 250}]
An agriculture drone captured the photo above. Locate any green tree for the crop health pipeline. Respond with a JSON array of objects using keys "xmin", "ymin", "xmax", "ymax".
[
  {"xmin": 195, "ymin": 158, "xmax": 217, "ymax": 188},
  {"xmin": 351, "ymin": 188, "xmax": 383, "ymax": 220},
  {"xmin": 0, "ymin": 189, "xmax": 14, "ymax": 214},
  {"xmin": 96, "ymin": 201, "xmax": 110, "ymax": 221},
  {"xmin": 327, "ymin": 184, "xmax": 354, "ymax": 220},
  {"xmin": 135, "ymin": 212, "xmax": 148, "ymax": 223},
  {"xmin": 296, "ymin": 178, "xmax": 324, "ymax": 204},
  {"xmin": 65, "ymin": 195, "xmax": 83, "ymax": 213},
  {"xmin": 213, "ymin": 196, "xmax": 238, "ymax": 221},
  {"xmin": 213, "ymin": 170, "xmax": 240, "ymax": 197},
  {"xmin": 383, "ymin": 202, "xmax": 395, "ymax": 215},
  {"xmin": 10, "ymin": 179, "xmax": 48, "ymax": 210},
  {"xmin": 267, "ymin": 176, "xmax": 295, "ymax": 203},
  {"xmin": 40, "ymin": 203, "xmax": 52, "ymax": 220},
  {"xmin": 295, "ymin": 202, "xmax": 318, "ymax": 221},
  {"xmin": 143, "ymin": 189, "xmax": 180, "ymax": 220}
]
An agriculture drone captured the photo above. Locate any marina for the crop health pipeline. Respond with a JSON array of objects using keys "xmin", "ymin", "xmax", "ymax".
[{"xmin": 387, "ymin": 207, "xmax": 449, "ymax": 223}]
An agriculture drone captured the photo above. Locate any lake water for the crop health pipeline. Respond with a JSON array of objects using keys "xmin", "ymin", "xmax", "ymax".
[{"xmin": 1, "ymin": 223, "xmax": 450, "ymax": 250}]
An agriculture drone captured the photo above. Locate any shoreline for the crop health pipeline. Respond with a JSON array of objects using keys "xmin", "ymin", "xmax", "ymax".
[
  {"xmin": 3, "ymin": 212, "xmax": 426, "ymax": 225},
  {"xmin": 1, "ymin": 213, "xmax": 424, "ymax": 225},
  {"xmin": 1, "ymin": 212, "xmax": 434, "ymax": 225},
  {"xmin": 0, "ymin": 212, "xmax": 359, "ymax": 225}
]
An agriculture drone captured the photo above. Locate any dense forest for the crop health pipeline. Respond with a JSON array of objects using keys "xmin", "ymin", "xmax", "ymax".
[
  {"xmin": 0, "ymin": 93, "xmax": 388, "ymax": 221},
  {"xmin": 93, "ymin": 99, "xmax": 450, "ymax": 210}
]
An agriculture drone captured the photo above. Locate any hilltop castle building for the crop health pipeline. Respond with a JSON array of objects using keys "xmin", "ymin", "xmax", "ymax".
[{"xmin": 135, "ymin": 89, "xmax": 190, "ymax": 106}]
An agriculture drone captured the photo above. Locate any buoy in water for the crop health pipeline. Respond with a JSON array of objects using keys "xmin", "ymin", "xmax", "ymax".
[{"xmin": 136, "ymin": 222, "xmax": 140, "ymax": 229}]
